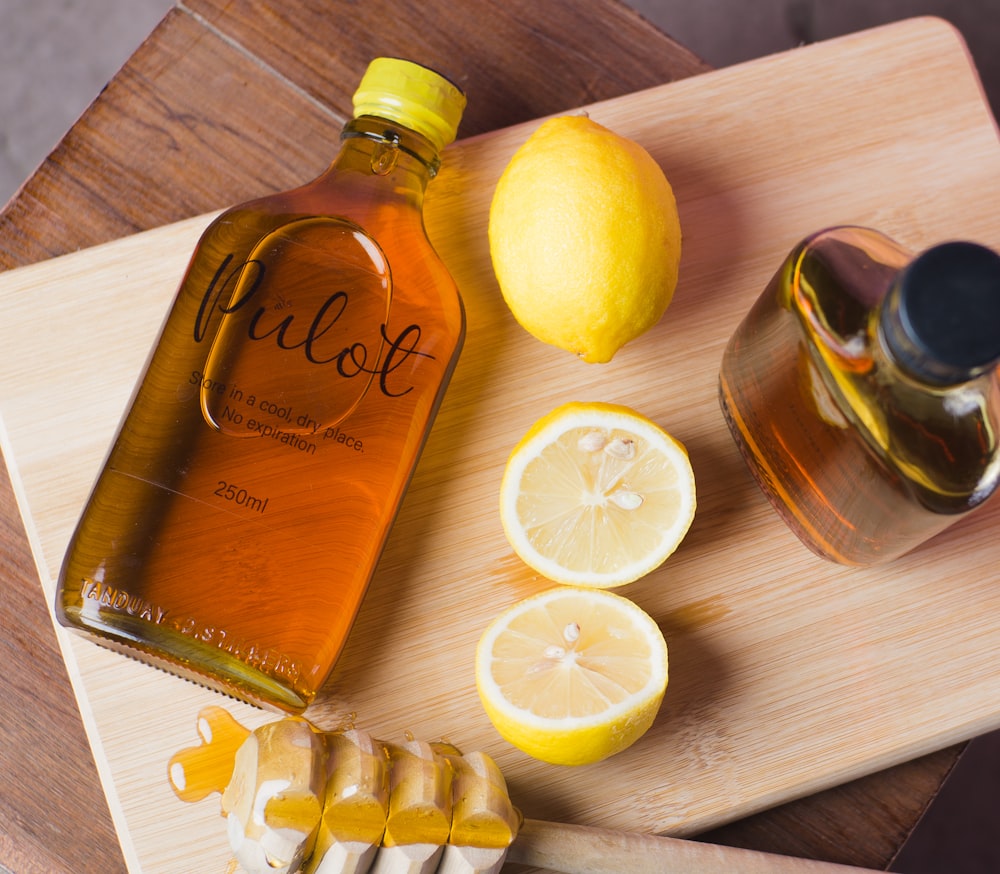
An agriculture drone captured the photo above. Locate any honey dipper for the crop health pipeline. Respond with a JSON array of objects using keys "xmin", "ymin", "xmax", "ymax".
[{"xmin": 169, "ymin": 707, "xmax": 884, "ymax": 874}]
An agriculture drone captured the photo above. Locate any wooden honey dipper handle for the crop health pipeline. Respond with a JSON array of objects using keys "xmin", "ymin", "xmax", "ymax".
[{"xmin": 508, "ymin": 818, "xmax": 882, "ymax": 874}]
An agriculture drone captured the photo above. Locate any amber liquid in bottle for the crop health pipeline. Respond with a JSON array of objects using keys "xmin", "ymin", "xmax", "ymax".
[
  {"xmin": 56, "ymin": 108, "xmax": 465, "ymax": 711},
  {"xmin": 719, "ymin": 227, "xmax": 1000, "ymax": 566}
]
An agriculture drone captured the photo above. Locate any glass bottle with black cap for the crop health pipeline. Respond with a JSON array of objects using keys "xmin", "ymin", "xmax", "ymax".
[{"xmin": 719, "ymin": 226, "xmax": 1000, "ymax": 565}]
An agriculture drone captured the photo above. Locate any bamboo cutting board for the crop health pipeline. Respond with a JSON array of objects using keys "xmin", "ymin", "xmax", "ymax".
[{"xmin": 1, "ymin": 18, "xmax": 999, "ymax": 873}]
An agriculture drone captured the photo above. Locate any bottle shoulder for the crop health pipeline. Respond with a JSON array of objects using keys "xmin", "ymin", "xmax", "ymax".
[
  {"xmin": 788, "ymin": 227, "xmax": 908, "ymax": 350},
  {"xmin": 195, "ymin": 195, "xmax": 444, "ymax": 281}
]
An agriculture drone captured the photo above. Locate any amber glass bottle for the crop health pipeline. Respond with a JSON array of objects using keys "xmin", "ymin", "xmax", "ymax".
[
  {"xmin": 719, "ymin": 226, "xmax": 1000, "ymax": 566},
  {"xmin": 56, "ymin": 59, "xmax": 467, "ymax": 711}
]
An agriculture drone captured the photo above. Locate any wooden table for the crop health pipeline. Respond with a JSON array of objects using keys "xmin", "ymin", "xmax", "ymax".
[{"xmin": 0, "ymin": 2, "xmax": 962, "ymax": 871}]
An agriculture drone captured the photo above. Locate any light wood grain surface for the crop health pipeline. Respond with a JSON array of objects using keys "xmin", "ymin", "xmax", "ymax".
[{"xmin": 1, "ymin": 16, "xmax": 997, "ymax": 874}]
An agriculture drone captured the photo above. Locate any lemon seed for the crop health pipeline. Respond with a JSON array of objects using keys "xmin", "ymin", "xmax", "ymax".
[
  {"xmin": 609, "ymin": 491, "xmax": 644, "ymax": 510},
  {"xmin": 605, "ymin": 438, "xmax": 636, "ymax": 460}
]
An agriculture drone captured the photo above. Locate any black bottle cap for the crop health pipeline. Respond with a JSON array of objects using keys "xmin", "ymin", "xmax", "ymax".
[{"xmin": 882, "ymin": 241, "xmax": 1000, "ymax": 384}]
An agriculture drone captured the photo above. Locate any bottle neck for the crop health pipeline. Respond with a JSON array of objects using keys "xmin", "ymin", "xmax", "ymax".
[{"xmin": 329, "ymin": 116, "xmax": 442, "ymax": 196}]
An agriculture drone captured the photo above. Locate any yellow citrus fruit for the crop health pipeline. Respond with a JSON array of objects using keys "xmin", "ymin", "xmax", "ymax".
[
  {"xmin": 500, "ymin": 402, "xmax": 696, "ymax": 588},
  {"xmin": 475, "ymin": 586, "xmax": 668, "ymax": 765},
  {"xmin": 488, "ymin": 115, "xmax": 682, "ymax": 363}
]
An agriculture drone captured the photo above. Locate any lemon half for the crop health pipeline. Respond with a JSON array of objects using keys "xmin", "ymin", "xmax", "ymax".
[
  {"xmin": 500, "ymin": 402, "xmax": 696, "ymax": 588},
  {"xmin": 475, "ymin": 586, "xmax": 668, "ymax": 765},
  {"xmin": 488, "ymin": 115, "xmax": 682, "ymax": 363}
]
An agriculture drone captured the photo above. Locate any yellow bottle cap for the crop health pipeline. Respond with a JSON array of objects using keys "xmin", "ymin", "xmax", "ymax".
[{"xmin": 352, "ymin": 58, "xmax": 466, "ymax": 152}]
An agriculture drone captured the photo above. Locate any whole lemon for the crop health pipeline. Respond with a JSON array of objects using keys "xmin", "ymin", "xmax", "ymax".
[{"xmin": 488, "ymin": 115, "xmax": 682, "ymax": 364}]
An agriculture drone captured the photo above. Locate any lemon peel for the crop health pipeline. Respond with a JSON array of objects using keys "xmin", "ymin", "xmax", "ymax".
[{"xmin": 488, "ymin": 116, "xmax": 682, "ymax": 363}]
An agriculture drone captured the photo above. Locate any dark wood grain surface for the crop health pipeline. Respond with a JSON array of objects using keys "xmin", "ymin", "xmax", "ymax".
[{"xmin": 0, "ymin": 2, "xmax": 959, "ymax": 871}]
